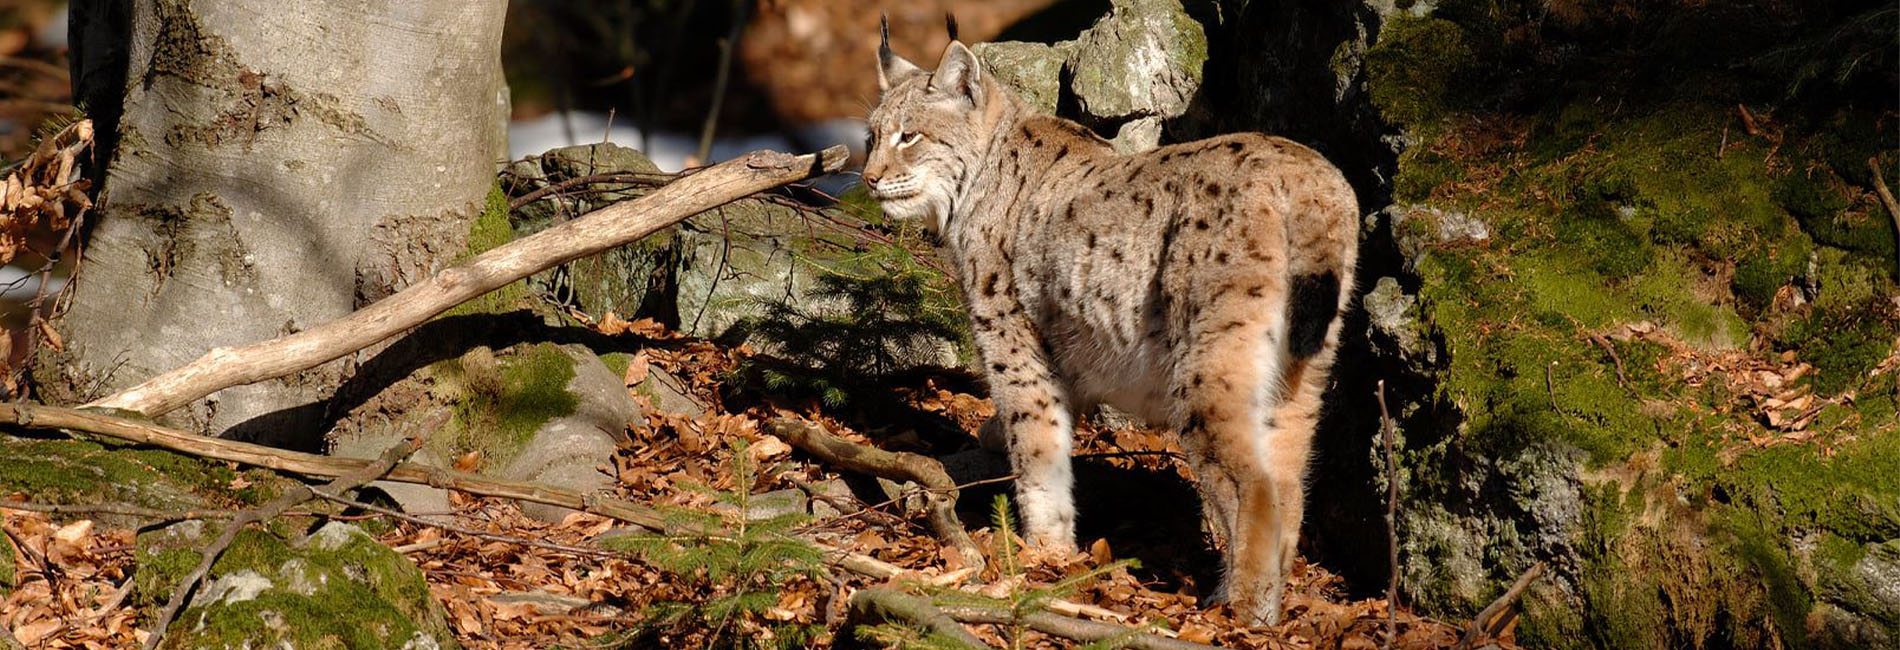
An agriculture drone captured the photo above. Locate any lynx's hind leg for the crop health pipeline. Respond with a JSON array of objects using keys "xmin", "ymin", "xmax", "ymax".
[
  {"xmin": 1259, "ymin": 270, "xmax": 1352, "ymax": 596},
  {"xmin": 1170, "ymin": 299, "xmax": 1293, "ymax": 626}
]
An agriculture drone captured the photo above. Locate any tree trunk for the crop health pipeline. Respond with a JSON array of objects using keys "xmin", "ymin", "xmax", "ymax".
[{"xmin": 48, "ymin": 0, "xmax": 509, "ymax": 445}]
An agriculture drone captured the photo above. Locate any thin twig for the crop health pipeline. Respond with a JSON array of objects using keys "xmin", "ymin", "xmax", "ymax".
[
  {"xmin": 307, "ymin": 489, "xmax": 622, "ymax": 559},
  {"xmin": 1866, "ymin": 157, "xmax": 1900, "ymax": 279},
  {"xmin": 1457, "ymin": 561, "xmax": 1547, "ymax": 649},
  {"xmin": 1376, "ymin": 380, "xmax": 1401, "ymax": 650},
  {"xmin": 1589, "ymin": 334, "xmax": 1630, "ymax": 390},
  {"xmin": 695, "ymin": 0, "xmax": 752, "ymax": 163}
]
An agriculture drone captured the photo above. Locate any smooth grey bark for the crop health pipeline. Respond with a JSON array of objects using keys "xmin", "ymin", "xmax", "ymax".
[{"xmin": 49, "ymin": 0, "xmax": 510, "ymax": 444}]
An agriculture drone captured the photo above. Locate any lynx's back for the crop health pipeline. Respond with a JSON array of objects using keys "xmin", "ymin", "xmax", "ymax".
[{"xmin": 861, "ymin": 25, "xmax": 1358, "ymax": 626}]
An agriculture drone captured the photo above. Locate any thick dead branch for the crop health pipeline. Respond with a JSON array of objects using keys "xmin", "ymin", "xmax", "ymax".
[
  {"xmin": 1457, "ymin": 561, "xmax": 1547, "ymax": 649},
  {"xmin": 938, "ymin": 604, "xmax": 1220, "ymax": 650},
  {"xmin": 846, "ymin": 588, "xmax": 990, "ymax": 649},
  {"xmin": 144, "ymin": 430, "xmax": 425, "ymax": 650},
  {"xmin": 86, "ymin": 146, "xmax": 848, "ymax": 418},
  {"xmin": 769, "ymin": 418, "xmax": 984, "ymax": 571}
]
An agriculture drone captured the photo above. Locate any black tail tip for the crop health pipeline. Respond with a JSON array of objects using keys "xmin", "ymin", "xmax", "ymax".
[{"xmin": 1286, "ymin": 271, "xmax": 1342, "ymax": 359}]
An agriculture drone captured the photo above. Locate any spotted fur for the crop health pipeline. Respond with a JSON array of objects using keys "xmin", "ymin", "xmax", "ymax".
[{"xmin": 862, "ymin": 28, "xmax": 1359, "ymax": 626}]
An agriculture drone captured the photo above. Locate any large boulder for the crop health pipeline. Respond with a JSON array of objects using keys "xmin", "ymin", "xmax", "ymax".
[{"xmin": 972, "ymin": 0, "xmax": 1206, "ymax": 152}]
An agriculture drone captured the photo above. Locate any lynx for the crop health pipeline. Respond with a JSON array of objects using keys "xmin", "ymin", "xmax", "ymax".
[{"xmin": 860, "ymin": 22, "xmax": 1359, "ymax": 625}]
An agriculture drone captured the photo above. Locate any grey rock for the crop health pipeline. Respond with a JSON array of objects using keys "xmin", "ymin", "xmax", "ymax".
[
  {"xmin": 1068, "ymin": 0, "xmax": 1206, "ymax": 123},
  {"xmin": 1363, "ymin": 276, "xmax": 1432, "ymax": 364},
  {"xmin": 972, "ymin": 41, "xmax": 1068, "ymax": 114},
  {"xmin": 635, "ymin": 363, "xmax": 709, "ymax": 417},
  {"xmin": 500, "ymin": 345, "xmax": 644, "ymax": 522},
  {"xmin": 329, "ymin": 431, "xmax": 456, "ymax": 523},
  {"xmin": 974, "ymin": 0, "xmax": 1205, "ymax": 147},
  {"xmin": 1111, "ymin": 116, "xmax": 1167, "ymax": 153},
  {"xmin": 802, "ymin": 478, "xmax": 856, "ymax": 519},
  {"xmin": 937, "ymin": 448, "xmax": 1013, "ymax": 487},
  {"xmin": 197, "ymin": 569, "xmax": 274, "ymax": 605}
]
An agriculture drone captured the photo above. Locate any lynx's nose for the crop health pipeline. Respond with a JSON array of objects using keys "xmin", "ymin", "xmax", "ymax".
[{"xmin": 862, "ymin": 170, "xmax": 882, "ymax": 186}]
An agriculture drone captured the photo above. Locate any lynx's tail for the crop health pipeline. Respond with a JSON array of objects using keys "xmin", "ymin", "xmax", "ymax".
[{"xmin": 1284, "ymin": 271, "xmax": 1341, "ymax": 360}]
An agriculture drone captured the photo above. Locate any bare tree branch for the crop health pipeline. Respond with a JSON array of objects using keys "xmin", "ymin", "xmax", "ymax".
[
  {"xmin": 939, "ymin": 604, "xmax": 1221, "ymax": 650},
  {"xmin": 846, "ymin": 588, "xmax": 991, "ymax": 649},
  {"xmin": 769, "ymin": 418, "xmax": 984, "ymax": 572},
  {"xmin": 1457, "ymin": 561, "xmax": 1547, "ymax": 650},
  {"xmin": 85, "ymin": 146, "xmax": 849, "ymax": 418}
]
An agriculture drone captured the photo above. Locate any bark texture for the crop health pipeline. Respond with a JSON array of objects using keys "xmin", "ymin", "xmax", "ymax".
[{"xmin": 48, "ymin": 0, "xmax": 510, "ymax": 443}]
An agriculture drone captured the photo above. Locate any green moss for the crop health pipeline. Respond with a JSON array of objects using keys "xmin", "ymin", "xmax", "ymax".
[
  {"xmin": 0, "ymin": 438, "xmax": 230, "ymax": 510},
  {"xmin": 599, "ymin": 351, "xmax": 634, "ymax": 379},
  {"xmin": 1364, "ymin": 16, "xmax": 1476, "ymax": 128},
  {"xmin": 445, "ymin": 184, "xmax": 529, "ymax": 318},
  {"xmin": 432, "ymin": 343, "xmax": 579, "ymax": 464},
  {"xmin": 0, "ymin": 532, "xmax": 13, "ymax": 595}
]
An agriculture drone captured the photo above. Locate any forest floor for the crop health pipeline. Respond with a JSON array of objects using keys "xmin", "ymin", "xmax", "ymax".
[{"xmin": 0, "ymin": 314, "xmax": 1518, "ymax": 649}]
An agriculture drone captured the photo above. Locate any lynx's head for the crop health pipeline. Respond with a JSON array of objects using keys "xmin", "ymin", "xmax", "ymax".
[{"xmin": 862, "ymin": 16, "xmax": 1001, "ymax": 233}]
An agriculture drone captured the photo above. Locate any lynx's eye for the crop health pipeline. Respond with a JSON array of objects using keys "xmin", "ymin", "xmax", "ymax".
[{"xmin": 897, "ymin": 131, "xmax": 924, "ymax": 149}]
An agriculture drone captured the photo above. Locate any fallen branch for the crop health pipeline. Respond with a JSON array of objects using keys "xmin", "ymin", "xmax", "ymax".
[
  {"xmin": 1457, "ymin": 561, "xmax": 1546, "ymax": 649},
  {"xmin": 145, "ymin": 430, "xmax": 425, "ymax": 650},
  {"xmin": 86, "ymin": 146, "xmax": 848, "ymax": 418},
  {"xmin": 938, "ymin": 604, "xmax": 1220, "ymax": 650},
  {"xmin": 0, "ymin": 403, "xmax": 1125, "ymax": 623},
  {"xmin": 846, "ymin": 588, "xmax": 990, "ymax": 649},
  {"xmin": 769, "ymin": 418, "xmax": 984, "ymax": 572},
  {"xmin": 307, "ymin": 488, "xmax": 622, "ymax": 559}
]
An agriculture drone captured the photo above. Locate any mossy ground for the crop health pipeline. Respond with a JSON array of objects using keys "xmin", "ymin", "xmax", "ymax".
[{"xmin": 1368, "ymin": 8, "xmax": 1899, "ymax": 648}]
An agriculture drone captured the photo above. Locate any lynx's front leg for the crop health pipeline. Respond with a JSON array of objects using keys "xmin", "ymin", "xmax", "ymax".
[{"xmin": 974, "ymin": 312, "xmax": 1078, "ymax": 553}]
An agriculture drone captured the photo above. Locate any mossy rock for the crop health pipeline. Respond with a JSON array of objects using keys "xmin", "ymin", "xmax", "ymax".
[
  {"xmin": 137, "ymin": 522, "xmax": 457, "ymax": 649},
  {"xmin": 0, "ymin": 437, "xmax": 263, "ymax": 526},
  {"xmin": 1359, "ymin": 8, "xmax": 1900, "ymax": 647}
]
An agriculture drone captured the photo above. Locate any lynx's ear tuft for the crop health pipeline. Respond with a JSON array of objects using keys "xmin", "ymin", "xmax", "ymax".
[
  {"xmin": 944, "ymin": 12, "xmax": 959, "ymax": 42},
  {"xmin": 928, "ymin": 41, "xmax": 984, "ymax": 108},
  {"xmin": 877, "ymin": 13, "xmax": 925, "ymax": 94}
]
